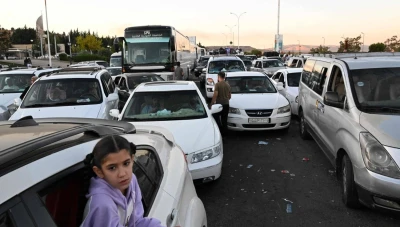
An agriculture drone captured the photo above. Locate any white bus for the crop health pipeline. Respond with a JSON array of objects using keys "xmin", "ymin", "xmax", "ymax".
[
  {"xmin": 113, "ymin": 25, "xmax": 198, "ymax": 80},
  {"xmin": 110, "ymin": 52, "xmax": 121, "ymax": 67}
]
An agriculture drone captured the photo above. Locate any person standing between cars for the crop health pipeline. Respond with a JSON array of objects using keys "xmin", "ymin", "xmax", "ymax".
[
  {"xmin": 20, "ymin": 76, "xmax": 38, "ymax": 100},
  {"xmin": 81, "ymin": 135, "xmax": 164, "ymax": 227},
  {"xmin": 174, "ymin": 62, "xmax": 184, "ymax": 80},
  {"xmin": 209, "ymin": 71, "xmax": 231, "ymax": 135}
]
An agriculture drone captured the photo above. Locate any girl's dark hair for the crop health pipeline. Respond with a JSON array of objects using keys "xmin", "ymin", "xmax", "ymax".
[{"xmin": 83, "ymin": 135, "xmax": 136, "ymax": 179}]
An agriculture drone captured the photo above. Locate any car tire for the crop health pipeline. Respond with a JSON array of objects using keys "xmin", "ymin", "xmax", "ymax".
[
  {"xmin": 299, "ymin": 110, "xmax": 311, "ymax": 140},
  {"xmin": 341, "ymin": 154, "xmax": 361, "ymax": 208}
]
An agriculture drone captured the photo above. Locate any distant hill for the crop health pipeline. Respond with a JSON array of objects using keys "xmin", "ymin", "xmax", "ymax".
[{"xmin": 206, "ymin": 44, "xmax": 349, "ymax": 53}]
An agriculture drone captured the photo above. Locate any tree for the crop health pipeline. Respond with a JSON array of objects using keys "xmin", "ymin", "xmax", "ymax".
[
  {"xmin": 10, "ymin": 25, "xmax": 36, "ymax": 44},
  {"xmin": 250, "ymin": 49, "xmax": 262, "ymax": 56},
  {"xmin": 0, "ymin": 29, "xmax": 12, "ymax": 55},
  {"xmin": 384, "ymin": 35, "xmax": 399, "ymax": 52},
  {"xmin": 76, "ymin": 35, "xmax": 102, "ymax": 53},
  {"xmin": 197, "ymin": 42, "xmax": 206, "ymax": 48},
  {"xmin": 369, "ymin": 43, "xmax": 386, "ymax": 52},
  {"xmin": 338, "ymin": 36, "xmax": 362, "ymax": 53},
  {"xmin": 309, "ymin": 45, "xmax": 331, "ymax": 54}
]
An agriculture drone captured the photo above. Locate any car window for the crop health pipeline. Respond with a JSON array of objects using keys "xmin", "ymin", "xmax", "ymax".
[
  {"xmin": 327, "ymin": 65, "xmax": 346, "ymax": 101},
  {"xmin": 114, "ymin": 76, "xmax": 121, "ymax": 85},
  {"xmin": 0, "ymin": 74, "xmax": 32, "ymax": 94},
  {"xmin": 278, "ymin": 74, "xmax": 285, "ymax": 83},
  {"xmin": 20, "ymin": 79, "xmax": 103, "ymax": 108},
  {"xmin": 127, "ymin": 76, "xmax": 164, "ymax": 90},
  {"xmin": 122, "ymin": 90, "xmax": 207, "ymax": 121},
  {"xmin": 226, "ymin": 76, "xmax": 277, "ymax": 94},
  {"xmin": 119, "ymin": 77, "xmax": 128, "ymax": 89},
  {"xmin": 208, "ymin": 60, "xmax": 245, "ymax": 73},
  {"xmin": 290, "ymin": 59, "xmax": 298, "ymax": 67},
  {"xmin": 301, "ymin": 59, "xmax": 316, "ymax": 87},
  {"xmin": 287, "ymin": 72, "xmax": 301, "ymax": 87},
  {"xmin": 133, "ymin": 147, "xmax": 163, "ymax": 215},
  {"xmin": 263, "ymin": 60, "xmax": 284, "ymax": 68},
  {"xmin": 310, "ymin": 61, "xmax": 330, "ymax": 96}
]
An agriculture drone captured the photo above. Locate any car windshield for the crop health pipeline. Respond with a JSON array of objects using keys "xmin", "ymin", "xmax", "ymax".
[
  {"xmin": 21, "ymin": 78, "xmax": 103, "ymax": 108},
  {"xmin": 226, "ymin": 76, "xmax": 277, "ymax": 94},
  {"xmin": 107, "ymin": 68, "xmax": 122, "ymax": 76},
  {"xmin": 287, "ymin": 72, "xmax": 301, "ymax": 87},
  {"xmin": 122, "ymin": 90, "xmax": 207, "ymax": 121},
  {"xmin": 0, "ymin": 74, "xmax": 33, "ymax": 94},
  {"xmin": 208, "ymin": 60, "xmax": 245, "ymax": 73},
  {"xmin": 263, "ymin": 60, "xmax": 284, "ymax": 68},
  {"xmin": 110, "ymin": 56, "xmax": 121, "ymax": 67},
  {"xmin": 127, "ymin": 75, "xmax": 164, "ymax": 89},
  {"xmin": 350, "ymin": 67, "xmax": 400, "ymax": 111}
]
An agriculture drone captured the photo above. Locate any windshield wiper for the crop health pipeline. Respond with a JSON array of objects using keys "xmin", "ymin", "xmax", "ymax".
[
  {"xmin": 362, "ymin": 106, "xmax": 400, "ymax": 113},
  {"xmin": 24, "ymin": 102, "xmax": 80, "ymax": 108}
]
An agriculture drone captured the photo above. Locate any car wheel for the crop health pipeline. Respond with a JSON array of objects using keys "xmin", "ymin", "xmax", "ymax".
[
  {"xmin": 299, "ymin": 110, "xmax": 311, "ymax": 140},
  {"xmin": 341, "ymin": 154, "xmax": 361, "ymax": 208}
]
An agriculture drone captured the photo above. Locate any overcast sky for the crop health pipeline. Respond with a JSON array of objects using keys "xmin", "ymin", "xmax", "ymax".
[{"xmin": 1, "ymin": 0, "xmax": 399, "ymax": 48}]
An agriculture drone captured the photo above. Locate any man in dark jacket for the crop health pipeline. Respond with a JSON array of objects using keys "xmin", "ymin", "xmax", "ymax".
[{"xmin": 20, "ymin": 76, "xmax": 38, "ymax": 100}]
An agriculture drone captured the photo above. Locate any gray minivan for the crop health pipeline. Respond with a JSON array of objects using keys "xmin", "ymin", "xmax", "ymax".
[{"xmin": 298, "ymin": 53, "xmax": 400, "ymax": 212}]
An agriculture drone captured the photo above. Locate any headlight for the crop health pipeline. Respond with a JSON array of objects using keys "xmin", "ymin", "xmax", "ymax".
[
  {"xmin": 295, "ymin": 96, "xmax": 299, "ymax": 103},
  {"xmin": 191, "ymin": 143, "xmax": 222, "ymax": 164},
  {"xmin": 360, "ymin": 132, "xmax": 400, "ymax": 179},
  {"xmin": 277, "ymin": 104, "xmax": 290, "ymax": 114},
  {"xmin": 207, "ymin": 78, "xmax": 214, "ymax": 85},
  {"xmin": 229, "ymin": 107, "xmax": 240, "ymax": 114}
]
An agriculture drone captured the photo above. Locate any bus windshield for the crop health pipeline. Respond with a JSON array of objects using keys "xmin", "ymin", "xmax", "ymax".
[{"xmin": 125, "ymin": 39, "xmax": 171, "ymax": 65}]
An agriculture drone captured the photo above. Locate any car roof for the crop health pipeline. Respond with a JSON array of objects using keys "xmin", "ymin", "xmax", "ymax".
[
  {"xmin": 135, "ymin": 81, "xmax": 198, "ymax": 92},
  {"xmin": 226, "ymin": 71, "xmax": 267, "ymax": 77},
  {"xmin": 279, "ymin": 68, "xmax": 303, "ymax": 73},
  {"xmin": 124, "ymin": 73, "xmax": 161, "ymax": 78},
  {"xmin": 0, "ymin": 68, "xmax": 59, "ymax": 76},
  {"xmin": 209, "ymin": 56, "xmax": 241, "ymax": 61},
  {"xmin": 38, "ymin": 68, "xmax": 107, "ymax": 80}
]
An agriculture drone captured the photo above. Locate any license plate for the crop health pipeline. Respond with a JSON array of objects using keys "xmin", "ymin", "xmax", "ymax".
[{"xmin": 248, "ymin": 118, "xmax": 270, "ymax": 123}]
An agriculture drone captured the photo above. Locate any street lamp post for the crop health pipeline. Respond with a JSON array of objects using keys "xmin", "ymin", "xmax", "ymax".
[
  {"xmin": 225, "ymin": 25, "xmax": 236, "ymax": 46},
  {"xmin": 361, "ymin": 32, "xmax": 365, "ymax": 52},
  {"xmin": 230, "ymin": 12, "xmax": 246, "ymax": 50},
  {"xmin": 30, "ymin": 39, "xmax": 33, "ymax": 58}
]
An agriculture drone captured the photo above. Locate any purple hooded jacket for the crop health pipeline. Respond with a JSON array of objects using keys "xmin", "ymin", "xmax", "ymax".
[{"xmin": 80, "ymin": 175, "xmax": 164, "ymax": 227}]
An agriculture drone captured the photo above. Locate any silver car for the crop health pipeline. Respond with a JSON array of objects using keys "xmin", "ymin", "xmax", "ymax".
[
  {"xmin": 250, "ymin": 59, "xmax": 286, "ymax": 77},
  {"xmin": 298, "ymin": 53, "xmax": 400, "ymax": 212}
]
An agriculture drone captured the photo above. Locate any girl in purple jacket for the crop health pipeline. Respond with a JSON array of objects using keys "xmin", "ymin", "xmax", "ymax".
[{"xmin": 81, "ymin": 135, "xmax": 164, "ymax": 227}]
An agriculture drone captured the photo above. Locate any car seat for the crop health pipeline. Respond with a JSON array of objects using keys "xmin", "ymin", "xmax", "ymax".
[{"xmin": 389, "ymin": 79, "xmax": 400, "ymax": 100}]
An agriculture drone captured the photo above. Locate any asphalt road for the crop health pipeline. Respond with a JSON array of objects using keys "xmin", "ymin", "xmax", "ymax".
[{"xmin": 194, "ymin": 82, "xmax": 399, "ymax": 227}]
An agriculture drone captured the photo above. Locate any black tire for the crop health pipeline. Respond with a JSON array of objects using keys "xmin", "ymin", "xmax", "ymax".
[
  {"xmin": 299, "ymin": 110, "xmax": 311, "ymax": 140},
  {"xmin": 341, "ymin": 155, "xmax": 361, "ymax": 208}
]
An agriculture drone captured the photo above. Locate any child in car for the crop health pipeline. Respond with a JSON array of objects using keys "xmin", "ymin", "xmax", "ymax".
[{"xmin": 81, "ymin": 135, "xmax": 164, "ymax": 227}]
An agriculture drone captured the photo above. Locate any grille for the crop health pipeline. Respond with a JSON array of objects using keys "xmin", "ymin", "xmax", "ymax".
[{"xmin": 245, "ymin": 109, "xmax": 273, "ymax": 117}]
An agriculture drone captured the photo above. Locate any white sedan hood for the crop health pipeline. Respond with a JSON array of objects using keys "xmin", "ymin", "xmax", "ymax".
[
  {"xmin": 9, "ymin": 104, "xmax": 102, "ymax": 120},
  {"xmin": 230, "ymin": 93, "xmax": 289, "ymax": 109},
  {"xmin": 131, "ymin": 118, "xmax": 216, "ymax": 155}
]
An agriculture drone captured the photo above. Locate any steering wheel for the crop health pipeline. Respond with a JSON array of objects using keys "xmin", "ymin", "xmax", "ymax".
[{"xmin": 80, "ymin": 93, "xmax": 97, "ymax": 100}]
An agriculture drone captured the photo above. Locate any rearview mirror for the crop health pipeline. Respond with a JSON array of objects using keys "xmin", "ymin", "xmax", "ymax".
[
  {"xmin": 211, "ymin": 104, "xmax": 223, "ymax": 114},
  {"xmin": 324, "ymin": 91, "xmax": 344, "ymax": 108},
  {"xmin": 109, "ymin": 109, "xmax": 120, "ymax": 118}
]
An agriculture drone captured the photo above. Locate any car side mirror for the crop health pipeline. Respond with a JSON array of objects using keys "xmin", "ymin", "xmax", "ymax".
[
  {"xmin": 109, "ymin": 109, "xmax": 120, "ymax": 118},
  {"xmin": 324, "ymin": 91, "xmax": 344, "ymax": 108},
  {"xmin": 277, "ymin": 82, "xmax": 284, "ymax": 91},
  {"xmin": 14, "ymin": 98, "xmax": 21, "ymax": 106},
  {"xmin": 211, "ymin": 104, "xmax": 223, "ymax": 114},
  {"xmin": 107, "ymin": 93, "xmax": 118, "ymax": 102}
]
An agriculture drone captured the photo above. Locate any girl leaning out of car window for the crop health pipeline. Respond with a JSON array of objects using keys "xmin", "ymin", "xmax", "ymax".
[{"xmin": 80, "ymin": 135, "xmax": 164, "ymax": 227}]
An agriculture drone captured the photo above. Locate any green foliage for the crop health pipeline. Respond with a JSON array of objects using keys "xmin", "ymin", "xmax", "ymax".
[
  {"xmin": 10, "ymin": 25, "xmax": 36, "ymax": 44},
  {"xmin": 383, "ymin": 36, "xmax": 400, "ymax": 52},
  {"xmin": 250, "ymin": 49, "xmax": 262, "ymax": 56},
  {"xmin": 369, "ymin": 43, "xmax": 386, "ymax": 52},
  {"xmin": 76, "ymin": 35, "xmax": 102, "ymax": 53},
  {"xmin": 72, "ymin": 54, "xmax": 108, "ymax": 63},
  {"xmin": 59, "ymin": 53, "xmax": 68, "ymax": 61},
  {"xmin": 309, "ymin": 45, "xmax": 331, "ymax": 54},
  {"xmin": 338, "ymin": 36, "xmax": 362, "ymax": 53},
  {"xmin": 0, "ymin": 29, "xmax": 12, "ymax": 54}
]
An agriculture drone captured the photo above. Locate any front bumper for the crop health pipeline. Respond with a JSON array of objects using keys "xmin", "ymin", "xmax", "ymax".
[
  {"xmin": 227, "ymin": 114, "xmax": 291, "ymax": 131},
  {"xmin": 205, "ymin": 85, "xmax": 214, "ymax": 98},
  {"xmin": 188, "ymin": 152, "xmax": 223, "ymax": 181},
  {"xmin": 354, "ymin": 163, "xmax": 400, "ymax": 212}
]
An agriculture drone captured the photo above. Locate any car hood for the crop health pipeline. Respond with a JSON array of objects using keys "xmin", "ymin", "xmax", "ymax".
[
  {"xmin": 129, "ymin": 118, "xmax": 216, "ymax": 154},
  {"xmin": 9, "ymin": 104, "xmax": 102, "ymax": 120},
  {"xmin": 360, "ymin": 112, "xmax": 400, "ymax": 148},
  {"xmin": 230, "ymin": 93, "xmax": 289, "ymax": 110},
  {"xmin": 0, "ymin": 93, "xmax": 20, "ymax": 111}
]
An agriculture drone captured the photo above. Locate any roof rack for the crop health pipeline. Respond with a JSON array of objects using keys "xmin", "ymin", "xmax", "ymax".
[
  {"xmin": 312, "ymin": 52, "xmax": 400, "ymax": 59},
  {"xmin": 49, "ymin": 66, "xmax": 102, "ymax": 76}
]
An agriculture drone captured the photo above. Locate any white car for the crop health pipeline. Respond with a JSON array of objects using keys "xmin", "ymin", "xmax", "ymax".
[
  {"xmin": 271, "ymin": 68, "xmax": 302, "ymax": 115},
  {"xmin": 205, "ymin": 56, "xmax": 246, "ymax": 99},
  {"xmin": 9, "ymin": 67, "xmax": 119, "ymax": 120},
  {"xmin": 225, "ymin": 71, "xmax": 291, "ymax": 131},
  {"xmin": 0, "ymin": 68, "xmax": 62, "ymax": 120},
  {"xmin": 0, "ymin": 117, "xmax": 207, "ymax": 227},
  {"xmin": 110, "ymin": 81, "xmax": 224, "ymax": 183},
  {"xmin": 114, "ymin": 73, "xmax": 165, "ymax": 93}
]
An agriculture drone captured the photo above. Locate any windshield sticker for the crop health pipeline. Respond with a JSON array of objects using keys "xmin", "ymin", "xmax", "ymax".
[
  {"xmin": 77, "ymin": 98, "xmax": 91, "ymax": 103},
  {"xmin": 357, "ymin": 82, "xmax": 364, "ymax": 87}
]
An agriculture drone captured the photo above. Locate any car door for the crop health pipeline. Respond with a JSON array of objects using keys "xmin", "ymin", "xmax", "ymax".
[
  {"xmin": 299, "ymin": 59, "xmax": 317, "ymax": 131},
  {"xmin": 0, "ymin": 196, "xmax": 35, "ymax": 227},
  {"xmin": 100, "ymin": 72, "xmax": 118, "ymax": 119},
  {"xmin": 317, "ymin": 63, "xmax": 349, "ymax": 157}
]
